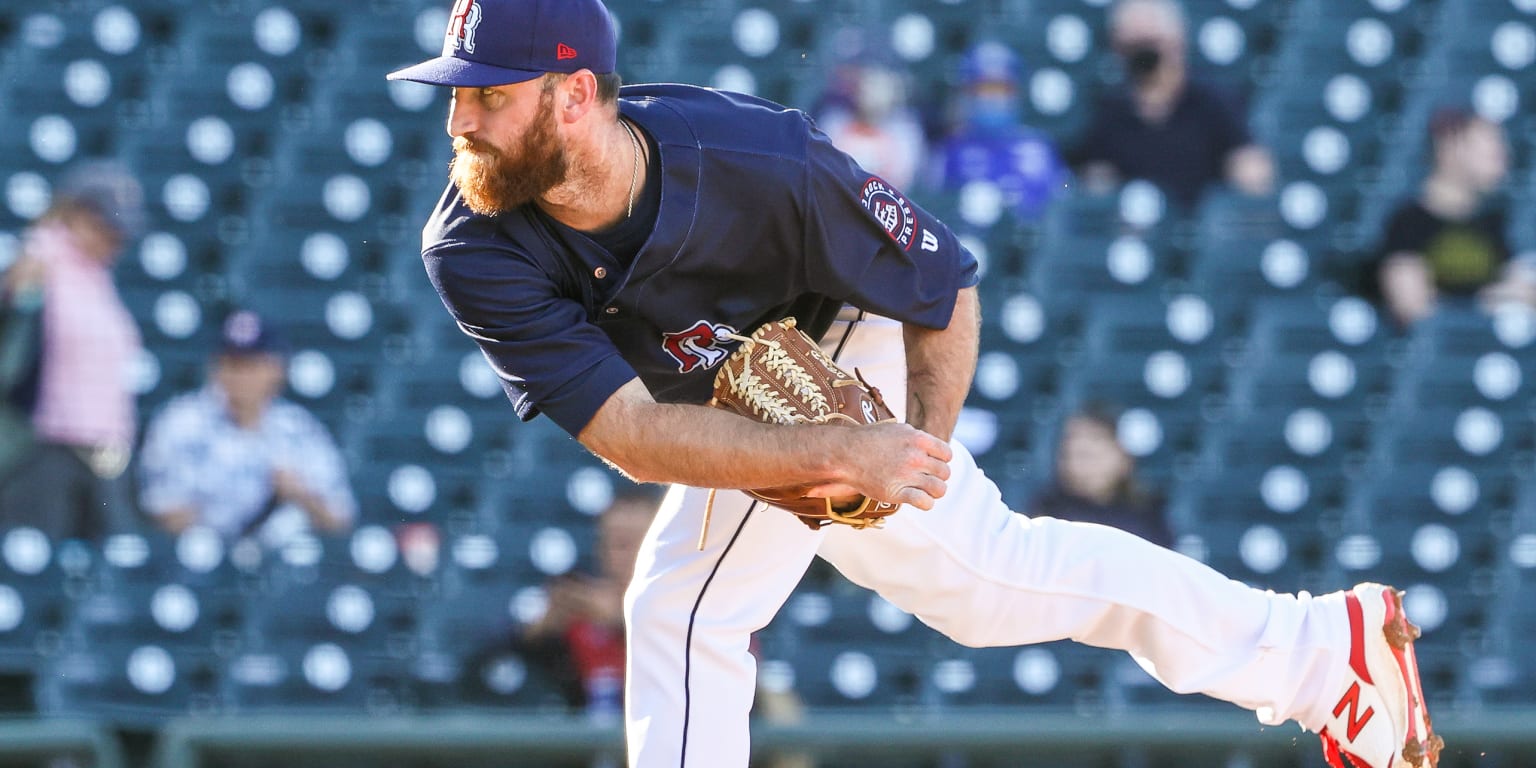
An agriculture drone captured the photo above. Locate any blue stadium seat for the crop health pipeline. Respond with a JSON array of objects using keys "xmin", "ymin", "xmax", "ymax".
[
  {"xmin": 1169, "ymin": 463, "xmax": 1345, "ymax": 593},
  {"xmin": 0, "ymin": 530, "xmax": 87, "ymax": 673},
  {"xmin": 784, "ymin": 641, "xmax": 931, "ymax": 708},
  {"xmin": 1031, "ymin": 191, "xmax": 1174, "ymax": 310},
  {"xmin": 36, "ymin": 644, "xmax": 221, "ymax": 726},
  {"xmin": 63, "ymin": 583, "xmax": 240, "ymax": 659},
  {"xmin": 782, "ymin": 586, "xmax": 937, "ymax": 647},
  {"xmin": 179, "ymin": 5, "xmax": 333, "ymax": 71},
  {"xmin": 94, "ymin": 530, "xmax": 244, "ymax": 593},
  {"xmin": 1187, "ymin": 193, "xmax": 1318, "ymax": 321},
  {"xmin": 1202, "ymin": 405, "xmax": 1373, "ymax": 472},
  {"xmin": 1182, "ymin": 0, "xmax": 1287, "ymax": 92},
  {"xmin": 1477, "ymin": 524, "xmax": 1536, "ymax": 703},
  {"xmin": 222, "ymin": 641, "xmax": 407, "ymax": 714},
  {"xmin": 928, "ymin": 642, "xmax": 1115, "ymax": 712},
  {"xmin": 1057, "ymin": 348, "xmax": 1224, "ymax": 418},
  {"xmin": 356, "ymin": 432, "xmax": 484, "ymax": 525},
  {"xmin": 1078, "ymin": 293, "xmax": 1224, "ymax": 360},
  {"xmin": 1370, "ymin": 406, "xmax": 1531, "ymax": 469},
  {"xmin": 1228, "ymin": 346, "xmax": 1393, "ymax": 416},
  {"xmin": 242, "ymin": 578, "xmax": 413, "ymax": 659},
  {"xmin": 1346, "ymin": 462, "xmax": 1513, "ymax": 528}
]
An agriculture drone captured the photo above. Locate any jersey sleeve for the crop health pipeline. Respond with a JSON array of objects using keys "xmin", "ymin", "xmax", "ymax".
[
  {"xmin": 424, "ymin": 239, "xmax": 639, "ymax": 437},
  {"xmin": 799, "ymin": 121, "xmax": 979, "ymax": 330}
]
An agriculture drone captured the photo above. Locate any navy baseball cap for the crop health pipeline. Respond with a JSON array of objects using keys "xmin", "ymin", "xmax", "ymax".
[
  {"xmin": 387, "ymin": 0, "xmax": 616, "ymax": 88},
  {"xmin": 57, "ymin": 160, "xmax": 145, "ymax": 242},
  {"xmin": 219, "ymin": 310, "xmax": 289, "ymax": 358}
]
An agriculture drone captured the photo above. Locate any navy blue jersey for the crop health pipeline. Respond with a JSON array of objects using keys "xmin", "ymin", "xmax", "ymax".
[{"xmin": 422, "ymin": 84, "xmax": 978, "ymax": 437}]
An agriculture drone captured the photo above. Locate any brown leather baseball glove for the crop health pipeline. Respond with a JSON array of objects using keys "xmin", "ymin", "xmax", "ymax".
[{"xmin": 708, "ymin": 317, "xmax": 901, "ymax": 531}]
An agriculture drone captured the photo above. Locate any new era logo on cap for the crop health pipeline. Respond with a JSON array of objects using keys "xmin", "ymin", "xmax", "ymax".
[{"xmin": 387, "ymin": 0, "xmax": 617, "ymax": 89}]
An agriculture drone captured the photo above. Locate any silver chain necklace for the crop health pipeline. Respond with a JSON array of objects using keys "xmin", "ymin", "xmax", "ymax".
[{"xmin": 621, "ymin": 118, "xmax": 640, "ymax": 219}]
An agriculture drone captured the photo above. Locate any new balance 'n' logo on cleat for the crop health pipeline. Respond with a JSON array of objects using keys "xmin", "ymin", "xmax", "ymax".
[{"xmin": 1318, "ymin": 583, "xmax": 1444, "ymax": 768}]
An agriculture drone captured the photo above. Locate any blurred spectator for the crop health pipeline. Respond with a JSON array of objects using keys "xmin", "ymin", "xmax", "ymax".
[
  {"xmin": 138, "ymin": 309, "xmax": 356, "ymax": 545},
  {"xmin": 1070, "ymin": 0, "xmax": 1274, "ymax": 207},
  {"xmin": 932, "ymin": 41, "xmax": 1065, "ymax": 221},
  {"xmin": 1029, "ymin": 406, "xmax": 1172, "ymax": 548},
  {"xmin": 512, "ymin": 487, "xmax": 660, "ymax": 717},
  {"xmin": 1371, "ymin": 108, "xmax": 1527, "ymax": 327},
  {"xmin": 491, "ymin": 486, "xmax": 808, "ymax": 764},
  {"xmin": 816, "ymin": 62, "xmax": 925, "ymax": 190},
  {"xmin": 397, "ymin": 520, "xmax": 443, "ymax": 577},
  {"xmin": 0, "ymin": 162, "xmax": 144, "ymax": 540}
]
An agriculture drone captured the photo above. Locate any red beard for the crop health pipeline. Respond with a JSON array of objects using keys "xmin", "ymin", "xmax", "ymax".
[{"xmin": 448, "ymin": 89, "xmax": 568, "ymax": 217}]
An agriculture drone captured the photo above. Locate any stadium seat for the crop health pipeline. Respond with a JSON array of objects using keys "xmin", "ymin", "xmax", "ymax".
[
  {"xmin": 94, "ymin": 529, "xmax": 247, "ymax": 593},
  {"xmin": 1369, "ymin": 405, "xmax": 1532, "ymax": 469},
  {"xmin": 1182, "ymin": 0, "xmax": 1286, "ymax": 93},
  {"xmin": 243, "ymin": 575, "xmax": 414, "ymax": 656},
  {"xmin": 1169, "ymin": 463, "xmax": 1345, "ymax": 593},
  {"xmin": 927, "ymin": 642, "xmax": 1115, "ymax": 713},
  {"xmin": 782, "ymin": 585, "xmax": 937, "ymax": 647},
  {"xmin": 1187, "ymin": 194, "xmax": 1316, "ymax": 321},
  {"xmin": 1202, "ymin": 405, "xmax": 1373, "ymax": 472},
  {"xmin": 0, "ymin": 530, "xmax": 86, "ymax": 673},
  {"xmin": 1477, "ymin": 523, "xmax": 1536, "ymax": 703},
  {"xmin": 1078, "ymin": 293, "xmax": 1224, "ymax": 360},
  {"xmin": 1228, "ymin": 345, "xmax": 1393, "ymax": 417},
  {"xmin": 222, "ymin": 640, "xmax": 408, "ymax": 714},
  {"xmin": 35, "ymin": 644, "xmax": 222, "ymax": 726},
  {"xmin": 1057, "ymin": 348, "xmax": 1225, "ymax": 418},
  {"xmin": 783, "ymin": 641, "xmax": 932, "ymax": 709},
  {"xmin": 1031, "ymin": 191, "xmax": 1174, "ymax": 310},
  {"xmin": 64, "ymin": 580, "xmax": 240, "ymax": 659},
  {"xmin": 1346, "ymin": 461, "xmax": 1513, "ymax": 529}
]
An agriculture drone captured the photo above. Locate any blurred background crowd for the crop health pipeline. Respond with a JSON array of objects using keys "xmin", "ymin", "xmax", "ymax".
[{"xmin": 0, "ymin": 0, "xmax": 1534, "ymax": 765}]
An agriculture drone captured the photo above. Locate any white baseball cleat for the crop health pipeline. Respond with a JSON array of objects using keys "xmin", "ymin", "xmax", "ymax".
[{"xmin": 1317, "ymin": 583, "xmax": 1443, "ymax": 768}]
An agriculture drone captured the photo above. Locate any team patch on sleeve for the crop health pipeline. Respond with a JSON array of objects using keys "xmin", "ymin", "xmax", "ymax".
[
  {"xmin": 860, "ymin": 177, "xmax": 920, "ymax": 251},
  {"xmin": 662, "ymin": 320, "xmax": 738, "ymax": 373}
]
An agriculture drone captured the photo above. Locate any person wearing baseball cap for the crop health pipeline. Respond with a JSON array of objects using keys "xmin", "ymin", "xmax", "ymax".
[
  {"xmin": 137, "ymin": 310, "xmax": 356, "ymax": 546},
  {"xmin": 388, "ymin": 0, "xmax": 616, "ymax": 89},
  {"xmin": 393, "ymin": 3, "xmax": 1441, "ymax": 767}
]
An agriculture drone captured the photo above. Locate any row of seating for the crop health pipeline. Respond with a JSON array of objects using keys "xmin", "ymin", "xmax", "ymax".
[{"xmin": 1, "ymin": 524, "xmax": 1531, "ymax": 721}]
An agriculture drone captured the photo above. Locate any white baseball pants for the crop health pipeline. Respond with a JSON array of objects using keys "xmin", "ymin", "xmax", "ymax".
[{"xmin": 623, "ymin": 316, "xmax": 1351, "ymax": 768}]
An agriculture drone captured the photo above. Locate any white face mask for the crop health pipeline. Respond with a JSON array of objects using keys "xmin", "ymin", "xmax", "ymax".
[{"xmin": 854, "ymin": 69, "xmax": 902, "ymax": 121}]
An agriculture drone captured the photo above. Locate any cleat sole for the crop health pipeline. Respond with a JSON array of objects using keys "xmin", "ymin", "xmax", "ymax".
[{"xmin": 1380, "ymin": 587, "xmax": 1440, "ymax": 768}]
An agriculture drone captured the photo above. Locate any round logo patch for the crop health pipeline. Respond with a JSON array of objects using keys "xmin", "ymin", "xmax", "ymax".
[{"xmin": 860, "ymin": 177, "xmax": 918, "ymax": 251}]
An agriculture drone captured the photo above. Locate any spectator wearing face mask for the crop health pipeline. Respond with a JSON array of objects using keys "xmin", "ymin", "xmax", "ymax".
[
  {"xmin": 1371, "ymin": 108, "xmax": 1528, "ymax": 328},
  {"xmin": 932, "ymin": 41, "xmax": 1066, "ymax": 222},
  {"xmin": 1070, "ymin": 0, "xmax": 1274, "ymax": 208},
  {"xmin": 816, "ymin": 61, "xmax": 925, "ymax": 191}
]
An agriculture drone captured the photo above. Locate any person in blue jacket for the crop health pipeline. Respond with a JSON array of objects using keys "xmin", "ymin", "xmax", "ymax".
[{"xmin": 932, "ymin": 41, "xmax": 1066, "ymax": 222}]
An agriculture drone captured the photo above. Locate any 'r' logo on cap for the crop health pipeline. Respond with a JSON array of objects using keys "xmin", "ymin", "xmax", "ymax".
[
  {"xmin": 556, "ymin": 43, "xmax": 578, "ymax": 60},
  {"xmin": 445, "ymin": 0, "xmax": 483, "ymax": 55}
]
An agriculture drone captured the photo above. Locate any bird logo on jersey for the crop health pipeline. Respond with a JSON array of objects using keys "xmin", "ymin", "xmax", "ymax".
[
  {"xmin": 860, "ymin": 177, "xmax": 919, "ymax": 252},
  {"xmin": 444, "ymin": 0, "xmax": 483, "ymax": 55},
  {"xmin": 662, "ymin": 321, "xmax": 738, "ymax": 373}
]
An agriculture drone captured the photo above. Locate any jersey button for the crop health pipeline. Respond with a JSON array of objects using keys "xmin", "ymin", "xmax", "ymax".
[
  {"xmin": 593, "ymin": 267, "xmax": 608, "ymax": 279},
  {"xmin": 605, "ymin": 307, "xmax": 618, "ymax": 315}
]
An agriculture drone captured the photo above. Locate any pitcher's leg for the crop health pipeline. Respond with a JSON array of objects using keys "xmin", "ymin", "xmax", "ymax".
[
  {"xmin": 818, "ymin": 442, "xmax": 1350, "ymax": 730},
  {"xmin": 625, "ymin": 484, "xmax": 822, "ymax": 768}
]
